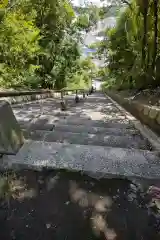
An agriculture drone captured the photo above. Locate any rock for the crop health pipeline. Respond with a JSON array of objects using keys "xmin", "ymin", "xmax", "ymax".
[
  {"xmin": 135, "ymin": 103, "xmax": 144, "ymax": 112},
  {"xmin": 60, "ymin": 101, "xmax": 67, "ymax": 111},
  {"xmin": 149, "ymin": 108, "xmax": 158, "ymax": 119},
  {"xmin": 143, "ymin": 106, "xmax": 150, "ymax": 116},
  {"xmin": 0, "ymin": 101, "xmax": 24, "ymax": 155},
  {"xmin": 46, "ymin": 223, "xmax": 51, "ymax": 229}
]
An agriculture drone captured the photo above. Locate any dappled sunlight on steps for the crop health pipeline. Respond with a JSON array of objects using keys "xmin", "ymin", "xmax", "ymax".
[{"xmin": 2, "ymin": 92, "xmax": 160, "ymax": 181}]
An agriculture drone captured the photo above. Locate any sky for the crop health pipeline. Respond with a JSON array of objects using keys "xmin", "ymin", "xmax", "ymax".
[
  {"xmin": 72, "ymin": 0, "xmax": 108, "ymax": 7},
  {"xmin": 72, "ymin": 0, "xmax": 114, "ymax": 67}
]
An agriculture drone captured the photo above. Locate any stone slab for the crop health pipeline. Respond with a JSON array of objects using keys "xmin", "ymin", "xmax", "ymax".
[
  {"xmin": 143, "ymin": 106, "xmax": 150, "ymax": 116},
  {"xmin": 134, "ymin": 102, "xmax": 144, "ymax": 112},
  {"xmin": 149, "ymin": 108, "xmax": 158, "ymax": 119},
  {"xmin": 53, "ymin": 124, "xmax": 139, "ymax": 136},
  {"xmin": 0, "ymin": 101, "xmax": 24, "ymax": 154},
  {"xmin": 24, "ymin": 130, "xmax": 150, "ymax": 150},
  {"xmin": 23, "ymin": 129, "xmax": 46, "ymax": 141},
  {"xmin": 2, "ymin": 141, "xmax": 160, "ymax": 179},
  {"xmin": 58, "ymin": 118, "xmax": 133, "ymax": 129},
  {"xmin": 28, "ymin": 115, "xmax": 58, "ymax": 131},
  {"xmin": 45, "ymin": 131, "xmax": 151, "ymax": 150}
]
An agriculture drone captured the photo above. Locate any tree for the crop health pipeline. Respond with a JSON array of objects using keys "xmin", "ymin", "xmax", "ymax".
[
  {"xmin": 0, "ymin": 3, "xmax": 41, "ymax": 87},
  {"xmin": 96, "ymin": 0, "xmax": 160, "ymax": 90},
  {"xmin": 0, "ymin": 0, "xmax": 92, "ymax": 89},
  {"xmin": 152, "ymin": 0, "xmax": 158, "ymax": 78}
]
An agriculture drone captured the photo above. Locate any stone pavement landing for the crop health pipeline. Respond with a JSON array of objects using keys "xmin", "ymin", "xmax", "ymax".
[{"xmin": 2, "ymin": 92, "xmax": 160, "ymax": 180}]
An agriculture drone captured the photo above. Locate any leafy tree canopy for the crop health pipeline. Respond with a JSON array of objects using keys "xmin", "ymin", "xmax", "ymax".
[
  {"xmin": 0, "ymin": 0, "xmax": 96, "ymax": 90},
  {"xmin": 97, "ymin": 0, "xmax": 160, "ymax": 90}
]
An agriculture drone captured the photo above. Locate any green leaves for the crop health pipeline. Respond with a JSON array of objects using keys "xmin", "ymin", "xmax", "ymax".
[
  {"xmin": 97, "ymin": 0, "xmax": 160, "ymax": 90},
  {"xmin": 0, "ymin": 0, "xmax": 97, "ymax": 90}
]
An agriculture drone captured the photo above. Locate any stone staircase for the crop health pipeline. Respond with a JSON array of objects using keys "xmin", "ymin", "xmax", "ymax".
[{"xmin": 2, "ymin": 92, "xmax": 160, "ymax": 180}]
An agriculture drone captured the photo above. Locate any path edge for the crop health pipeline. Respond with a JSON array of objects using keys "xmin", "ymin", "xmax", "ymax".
[{"xmin": 105, "ymin": 93, "xmax": 160, "ymax": 152}]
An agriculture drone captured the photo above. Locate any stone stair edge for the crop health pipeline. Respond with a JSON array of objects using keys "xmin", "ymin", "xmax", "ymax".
[
  {"xmin": 53, "ymin": 123, "xmax": 138, "ymax": 130},
  {"xmin": 1, "ymin": 161, "xmax": 160, "ymax": 182},
  {"xmin": 55, "ymin": 118, "xmax": 134, "ymax": 129},
  {"xmin": 52, "ymin": 124, "xmax": 139, "ymax": 136},
  {"xmin": 23, "ymin": 128, "xmax": 149, "ymax": 142},
  {"xmin": 22, "ymin": 128, "xmax": 151, "ymax": 150},
  {"xmin": 1, "ymin": 140, "xmax": 160, "ymax": 180},
  {"xmin": 22, "ymin": 128, "xmax": 140, "ymax": 137},
  {"xmin": 106, "ymin": 91, "xmax": 160, "ymax": 149},
  {"xmin": 11, "ymin": 140, "xmax": 160, "ymax": 157}
]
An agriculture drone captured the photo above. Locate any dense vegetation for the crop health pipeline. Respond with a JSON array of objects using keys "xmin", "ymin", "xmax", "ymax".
[
  {"xmin": 96, "ymin": 0, "xmax": 160, "ymax": 90},
  {"xmin": 3, "ymin": 0, "xmax": 159, "ymax": 91},
  {"xmin": 0, "ymin": 0, "xmax": 96, "ymax": 90}
]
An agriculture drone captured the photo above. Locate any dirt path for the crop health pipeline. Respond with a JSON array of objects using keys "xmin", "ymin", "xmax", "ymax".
[{"xmin": 0, "ymin": 169, "xmax": 159, "ymax": 240}]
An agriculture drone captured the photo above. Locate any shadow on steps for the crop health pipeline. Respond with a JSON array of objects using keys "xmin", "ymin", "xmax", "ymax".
[{"xmin": 0, "ymin": 169, "xmax": 159, "ymax": 240}]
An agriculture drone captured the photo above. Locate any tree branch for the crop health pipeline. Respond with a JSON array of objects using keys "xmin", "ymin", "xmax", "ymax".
[{"xmin": 121, "ymin": 0, "xmax": 132, "ymax": 8}]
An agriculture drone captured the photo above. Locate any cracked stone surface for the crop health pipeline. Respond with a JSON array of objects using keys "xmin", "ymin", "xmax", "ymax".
[
  {"xmin": 53, "ymin": 124, "xmax": 139, "ymax": 135},
  {"xmin": 2, "ymin": 92, "xmax": 159, "ymax": 180},
  {"xmin": 2, "ymin": 140, "xmax": 160, "ymax": 180},
  {"xmin": 23, "ymin": 130, "xmax": 151, "ymax": 150}
]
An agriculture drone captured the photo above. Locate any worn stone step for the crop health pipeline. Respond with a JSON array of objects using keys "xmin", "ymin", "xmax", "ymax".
[
  {"xmin": 53, "ymin": 124, "xmax": 139, "ymax": 136},
  {"xmin": 58, "ymin": 118, "xmax": 133, "ymax": 129},
  {"xmin": 2, "ymin": 141, "xmax": 160, "ymax": 180},
  {"xmin": 23, "ymin": 130, "xmax": 151, "ymax": 150}
]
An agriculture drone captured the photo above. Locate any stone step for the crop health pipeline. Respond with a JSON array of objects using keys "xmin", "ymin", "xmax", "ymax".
[
  {"xmin": 53, "ymin": 124, "xmax": 139, "ymax": 136},
  {"xmin": 23, "ymin": 130, "xmax": 151, "ymax": 150},
  {"xmin": 2, "ymin": 141, "xmax": 160, "ymax": 180},
  {"xmin": 57, "ymin": 118, "xmax": 133, "ymax": 129}
]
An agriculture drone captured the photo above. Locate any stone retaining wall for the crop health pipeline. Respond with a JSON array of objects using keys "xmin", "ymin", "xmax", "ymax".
[
  {"xmin": 107, "ymin": 91, "xmax": 160, "ymax": 136},
  {"xmin": 0, "ymin": 88, "xmax": 87, "ymax": 105},
  {"xmin": 0, "ymin": 91, "xmax": 61, "ymax": 105}
]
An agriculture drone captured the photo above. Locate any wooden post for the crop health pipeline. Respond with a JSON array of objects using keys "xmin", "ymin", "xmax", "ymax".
[
  {"xmin": 75, "ymin": 89, "xmax": 79, "ymax": 103},
  {"xmin": 61, "ymin": 91, "xmax": 63, "ymax": 100},
  {"xmin": 60, "ymin": 90, "xmax": 67, "ymax": 111}
]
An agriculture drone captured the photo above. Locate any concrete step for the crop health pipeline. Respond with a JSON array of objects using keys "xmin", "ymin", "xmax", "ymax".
[
  {"xmin": 57, "ymin": 118, "xmax": 133, "ymax": 129},
  {"xmin": 23, "ymin": 130, "xmax": 151, "ymax": 150},
  {"xmin": 53, "ymin": 124, "xmax": 139, "ymax": 136},
  {"xmin": 2, "ymin": 141, "xmax": 160, "ymax": 180}
]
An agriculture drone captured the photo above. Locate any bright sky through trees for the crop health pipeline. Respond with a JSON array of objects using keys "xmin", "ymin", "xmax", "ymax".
[{"xmin": 72, "ymin": 0, "xmax": 108, "ymax": 7}]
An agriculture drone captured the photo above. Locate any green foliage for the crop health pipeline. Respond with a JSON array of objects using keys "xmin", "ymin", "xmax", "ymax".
[
  {"xmin": 97, "ymin": 0, "xmax": 160, "ymax": 90},
  {"xmin": 75, "ymin": 4, "xmax": 103, "ymax": 32},
  {"xmin": 98, "ymin": 67, "xmax": 108, "ymax": 78},
  {"xmin": 0, "ymin": 7, "xmax": 41, "ymax": 87},
  {"xmin": 0, "ymin": 0, "xmax": 96, "ymax": 90},
  {"xmin": 65, "ymin": 57, "xmax": 96, "ymax": 89}
]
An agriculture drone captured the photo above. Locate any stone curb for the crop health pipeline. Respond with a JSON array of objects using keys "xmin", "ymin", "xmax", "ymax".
[{"xmin": 106, "ymin": 91, "xmax": 160, "ymax": 152}]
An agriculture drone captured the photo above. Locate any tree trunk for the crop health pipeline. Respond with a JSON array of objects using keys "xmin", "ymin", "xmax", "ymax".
[
  {"xmin": 142, "ymin": 0, "xmax": 149, "ymax": 68},
  {"xmin": 152, "ymin": 0, "xmax": 158, "ymax": 74}
]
